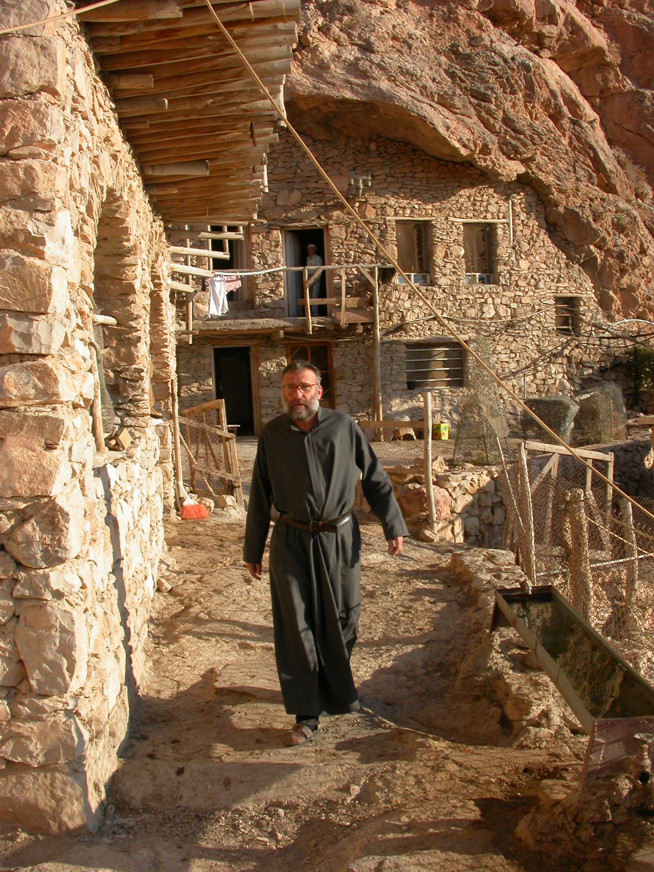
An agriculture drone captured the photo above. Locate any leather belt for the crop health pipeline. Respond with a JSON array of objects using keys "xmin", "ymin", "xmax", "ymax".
[{"xmin": 278, "ymin": 511, "xmax": 352, "ymax": 534}]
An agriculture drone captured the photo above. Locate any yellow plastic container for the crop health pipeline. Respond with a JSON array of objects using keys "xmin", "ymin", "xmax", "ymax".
[{"xmin": 433, "ymin": 422, "xmax": 449, "ymax": 440}]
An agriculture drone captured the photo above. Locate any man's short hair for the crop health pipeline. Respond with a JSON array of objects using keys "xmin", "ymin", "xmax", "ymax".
[{"xmin": 282, "ymin": 360, "xmax": 321, "ymax": 384}]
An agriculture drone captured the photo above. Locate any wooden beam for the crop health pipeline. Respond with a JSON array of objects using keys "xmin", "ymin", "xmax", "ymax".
[
  {"xmin": 88, "ymin": 19, "xmax": 297, "ymax": 54},
  {"xmin": 94, "ymin": 49, "xmax": 290, "ymax": 81},
  {"xmin": 170, "ymin": 245, "xmax": 229, "ymax": 259},
  {"xmin": 82, "ymin": 0, "xmax": 299, "ymax": 35},
  {"xmin": 78, "ymin": 0, "xmax": 183, "ymax": 21},
  {"xmin": 114, "ymin": 96, "xmax": 168, "ymax": 117},
  {"xmin": 171, "ymin": 262, "xmax": 214, "ymax": 278},
  {"xmin": 170, "ymin": 280, "xmax": 198, "ymax": 293},
  {"xmin": 142, "ymin": 160, "xmax": 210, "ymax": 177},
  {"xmin": 104, "ymin": 72, "xmax": 154, "ymax": 90},
  {"xmin": 168, "ymin": 229, "xmax": 245, "ymax": 241},
  {"xmin": 522, "ymin": 440, "xmax": 612, "ymax": 462},
  {"xmin": 109, "ymin": 66, "xmax": 285, "ymax": 100},
  {"xmin": 91, "ymin": 41, "xmax": 292, "ymax": 71}
]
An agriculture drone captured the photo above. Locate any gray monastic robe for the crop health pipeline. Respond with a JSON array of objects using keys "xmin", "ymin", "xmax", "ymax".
[{"xmin": 243, "ymin": 406, "xmax": 409, "ymax": 717}]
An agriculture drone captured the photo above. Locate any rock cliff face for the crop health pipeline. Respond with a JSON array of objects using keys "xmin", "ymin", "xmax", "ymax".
[{"xmin": 285, "ymin": 0, "xmax": 654, "ymax": 318}]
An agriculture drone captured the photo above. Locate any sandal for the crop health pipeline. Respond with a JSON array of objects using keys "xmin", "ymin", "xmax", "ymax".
[{"xmin": 284, "ymin": 722, "xmax": 318, "ymax": 747}]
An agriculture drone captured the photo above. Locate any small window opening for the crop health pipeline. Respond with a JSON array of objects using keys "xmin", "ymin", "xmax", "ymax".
[
  {"xmin": 396, "ymin": 221, "xmax": 430, "ymax": 285},
  {"xmin": 464, "ymin": 223, "xmax": 495, "ymax": 284},
  {"xmin": 406, "ymin": 339, "xmax": 465, "ymax": 389},
  {"xmin": 555, "ymin": 296, "xmax": 582, "ymax": 336}
]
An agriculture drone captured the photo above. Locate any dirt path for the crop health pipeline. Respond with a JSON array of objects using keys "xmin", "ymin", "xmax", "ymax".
[{"xmin": 0, "ymin": 440, "xmax": 586, "ymax": 872}]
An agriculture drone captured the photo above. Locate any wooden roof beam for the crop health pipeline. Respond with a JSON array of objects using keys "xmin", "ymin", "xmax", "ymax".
[
  {"xmin": 77, "ymin": 0, "xmax": 183, "ymax": 21},
  {"xmin": 142, "ymin": 161, "xmax": 210, "ymax": 177},
  {"xmin": 90, "ymin": 38, "xmax": 293, "ymax": 70},
  {"xmin": 82, "ymin": 0, "xmax": 299, "ymax": 35},
  {"xmin": 108, "ymin": 66, "xmax": 285, "ymax": 99},
  {"xmin": 99, "ymin": 51, "xmax": 291, "ymax": 80},
  {"xmin": 104, "ymin": 72, "xmax": 155, "ymax": 90}
]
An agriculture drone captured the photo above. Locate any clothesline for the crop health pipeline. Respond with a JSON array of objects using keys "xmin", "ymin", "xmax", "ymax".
[{"xmin": 206, "ymin": 263, "xmax": 393, "ymax": 278}]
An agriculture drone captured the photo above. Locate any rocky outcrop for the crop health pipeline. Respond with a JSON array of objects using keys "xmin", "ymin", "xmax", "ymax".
[{"xmin": 286, "ymin": 0, "xmax": 654, "ymax": 318}]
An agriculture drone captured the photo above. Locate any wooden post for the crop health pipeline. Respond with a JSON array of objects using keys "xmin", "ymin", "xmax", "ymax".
[
  {"xmin": 517, "ymin": 442, "xmax": 536, "ymax": 588},
  {"xmin": 170, "ymin": 378, "xmax": 186, "ymax": 509},
  {"xmin": 621, "ymin": 496, "xmax": 639, "ymax": 632},
  {"xmin": 372, "ymin": 266, "xmax": 383, "ymax": 442},
  {"xmin": 568, "ymin": 488, "xmax": 593, "ymax": 621},
  {"xmin": 88, "ymin": 342, "xmax": 105, "ymax": 453},
  {"xmin": 606, "ymin": 453, "xmax": 615, "ymax": 512},
  {"xmin": 303, "ymin": 267, "xmax": 312, "ymax": 335},
  {"xmin": 185, "ymin": 225, "xmax": 193, "ymax": 345},
  {"xmin": 423, "ymin": 391, "xmax": 437, "ymax": 531},
  {"xmin": 543, "ymin": 454, "xmax": 559, "ymax": 547}
]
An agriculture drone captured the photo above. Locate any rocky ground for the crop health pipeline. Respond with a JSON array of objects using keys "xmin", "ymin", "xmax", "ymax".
[{"xmin": 0, "ymin": 439, "xmax": 651, "ymax": 871}]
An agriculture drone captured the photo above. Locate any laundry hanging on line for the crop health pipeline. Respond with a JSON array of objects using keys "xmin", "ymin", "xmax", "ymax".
[{"xmin": 209, "ymin": 274, "xmax": 242, "ymax": 317}]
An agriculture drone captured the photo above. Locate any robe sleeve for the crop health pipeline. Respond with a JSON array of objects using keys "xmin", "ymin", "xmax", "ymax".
[
  {"xmin": 243, "ymin": 436, "xmax": 273, "ymax": 563},
  {"xmin": 354, "ymin": 425, "xmax": 409, "ymax": 541}
]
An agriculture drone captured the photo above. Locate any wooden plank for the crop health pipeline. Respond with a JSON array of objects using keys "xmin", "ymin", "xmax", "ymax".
[
  {"xmin": 105, "ymin": 72, "xmax": 154, "ymax": 90},
  {"xmin": 83, "ymin": 0, "xmax": 299, "ymax": 34},
  {"xmin": 168, "ymin": 229, "xmax": 244, "ymax": 241},
  {"xmin": 79, "ymin": 0, "xmax": 183, "ymax": 22},
  {"xmin": 517, "ymin": 442, "xmax": 536, "ymax": 588},
  {"xmin": 298, "ymin": 297, "xmax": 370, "ymax": 307},
  {"xmin": 171, "ymin": 262, "xmax": 214, "ymax": 278},
  {"xmin": 523, "ymin": 440, "xmax": 612, "ymax": 462},
  {"xmin": 170, "ymin": 245, "xmax": 218, "ymax": 258},
  {"xmin": 91, "ymin": 35, "xmax": 293, "ymax": 70},
  {"xmin": 170, "ymin": 280, "xmax": 198, "ymax": 293}
]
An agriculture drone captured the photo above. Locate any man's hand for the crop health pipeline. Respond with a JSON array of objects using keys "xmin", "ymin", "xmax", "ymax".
[
  {"xmin": 246, "ymin": 562, "xmax": 262, "ymax": 580},
  {"xmin": 387, "ymin": 537, "xmax": 404, "ymax": 557}
]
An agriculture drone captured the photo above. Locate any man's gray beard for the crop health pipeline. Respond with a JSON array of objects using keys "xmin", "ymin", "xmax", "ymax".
[{"xmin": 283, "ymin": 397, "xmax": 319, "ymax": 420}]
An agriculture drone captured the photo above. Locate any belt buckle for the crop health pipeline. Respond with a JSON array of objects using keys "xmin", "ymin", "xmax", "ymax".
[{"xmin": 309, "ymin": 520, "xmax": 320, "ymax": 532}]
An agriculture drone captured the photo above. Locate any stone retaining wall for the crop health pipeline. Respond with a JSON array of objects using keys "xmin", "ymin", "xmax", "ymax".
[
  {"xmin": 369, "ymin": 458, "xmax": 506, "ymax": 548},
  {"xmin": 0, "ymin": 3, "xmax": 175, "ymax": 833}
]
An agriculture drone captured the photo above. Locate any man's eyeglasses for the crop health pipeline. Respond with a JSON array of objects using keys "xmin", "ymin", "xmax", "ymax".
[{"xmin": 283, "ymin": 382, "xmax": 320, "ymax": 394}]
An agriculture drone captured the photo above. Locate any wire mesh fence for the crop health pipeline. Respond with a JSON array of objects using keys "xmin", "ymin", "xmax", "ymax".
[{"xmin": 501, "ymin": 443, "xmax": 654, "ymax": 684}]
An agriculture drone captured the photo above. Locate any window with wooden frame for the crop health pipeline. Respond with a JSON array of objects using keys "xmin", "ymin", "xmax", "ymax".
[
  {"xmin": 405, "ymin": 339, "xmax": 465, "ymax": 389},
  {"xmin": 555, "ymin": 296, "xmax": 582, "ymax": 336},
  {"xmin": 395, "ymin": 220, "xmax": 430, "ymax": 284},
  {"xmin": 463, "ymin": 223, "xmax": 495, "ymax": 284}
]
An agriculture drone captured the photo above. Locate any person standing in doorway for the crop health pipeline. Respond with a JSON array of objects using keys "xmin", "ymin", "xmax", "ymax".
[
  {"xmin": 306, "ymin": 243, "xmax": 324, "ymax": 316},
  {"xmin": 244, "ymin": 360, "xmax": 408, "ymax": 746}
]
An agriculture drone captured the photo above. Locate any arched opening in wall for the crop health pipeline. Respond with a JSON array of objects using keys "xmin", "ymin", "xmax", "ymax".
[{"xmin": 91, "ymin": 194, "xmax": 150, "ymax": 439}]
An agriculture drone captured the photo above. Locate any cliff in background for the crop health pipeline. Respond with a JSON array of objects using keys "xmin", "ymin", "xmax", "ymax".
[{"xmin": 285, "ymin": 0, "xmax": 654, "ymax": 319}]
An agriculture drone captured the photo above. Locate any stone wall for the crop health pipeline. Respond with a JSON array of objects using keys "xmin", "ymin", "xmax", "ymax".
[
  {"xmin": 0, "ymin": 3, "xmax": 175, "ymax": 832},
  {"xmin": 376, "ymin": 458, "xmax": 505, "ymax": 548}
]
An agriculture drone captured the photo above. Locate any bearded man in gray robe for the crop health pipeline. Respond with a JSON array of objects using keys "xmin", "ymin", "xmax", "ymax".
[{"xmin": 244, "ymin": 360, "xmax": 408, "ymax": 746}]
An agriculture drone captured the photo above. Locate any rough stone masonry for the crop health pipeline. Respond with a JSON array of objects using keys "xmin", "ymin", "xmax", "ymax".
[{"xmin": 0, "ymin": 2, "xmax": 176, "ymax": 832}]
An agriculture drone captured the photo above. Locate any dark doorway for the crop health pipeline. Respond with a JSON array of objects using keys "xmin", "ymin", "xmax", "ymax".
[
  {"xmin": 283, "ymin": 227, "xmax": 327, "ymax": 317},
  {"xmin": 213, "ymin": 346, "xmax": 254, "ymax": 435}
]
